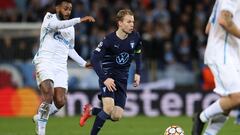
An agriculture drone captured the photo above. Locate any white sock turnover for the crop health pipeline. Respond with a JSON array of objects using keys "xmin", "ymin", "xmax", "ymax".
[{"xmin": 200, "ymin": 99, "xmax": 223, "ymax": 123}]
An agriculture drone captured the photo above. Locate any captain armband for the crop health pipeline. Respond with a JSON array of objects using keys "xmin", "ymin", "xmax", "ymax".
[{"xmin": 134, "ymin": 49, "xmax": 141, "ymax": 54}]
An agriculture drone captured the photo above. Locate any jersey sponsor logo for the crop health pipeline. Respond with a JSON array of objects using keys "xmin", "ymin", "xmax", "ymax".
[
  {"xmin": 116, "ymin": 52, "xmax": 129, "ymax": 65},
  {"xmin": 130, "ymin": 41, "xmax": 135, "ymax": 49},
  {"xmin": 53, "ymin": 31, "xmax": 73, "ymax": 48}
]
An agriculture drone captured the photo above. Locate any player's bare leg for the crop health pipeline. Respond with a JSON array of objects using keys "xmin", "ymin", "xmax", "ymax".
[
  {"xmin": 219, "ymin": 93, "xmax": 240, "ymax": 111},
  {"xmin": 200, "ymin": 94, "xmax": 240, "ymax": 123},
  {"xmin": 34, "ymin": 85, "xmax": 67, "ymax": 135},
  {"xmin": 53, "ymin": 87, "xmax": 67, "ymax": 109},
  {"xmin": 80, "ymin": 104, "xmax": 123, "ymax": 127},
  {"xmin": 192, "ymin": 93, "xmax": 240, "ymax": 135},
  {"xmin": 35, "ymin": 79, "xmax": 54, "ymax": 135},
  {"xmin": 110, "ymin": 106, "xmax": 124, "ymax": 121}
]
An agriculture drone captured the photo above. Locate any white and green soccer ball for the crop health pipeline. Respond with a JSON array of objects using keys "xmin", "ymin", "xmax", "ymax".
[{"xmin": 164, "ymin": 125, "xmax": 184, "ymax": 135}]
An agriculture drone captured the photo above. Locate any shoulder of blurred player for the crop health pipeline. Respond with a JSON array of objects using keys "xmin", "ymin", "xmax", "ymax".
[
  {"xmin": 130, "ymin": 31, "xmax": 139, "ymax": 37},
  {"xmin": 127, "ymin": 31, "xmax": 141, "ymax": 40},
  {"xmin": 45, "ymin": 12, "xmax": 54, "ymax": 19},
  {"xmin": 105, "ymin": 31, "xmax": 115, "ymax": 39}
]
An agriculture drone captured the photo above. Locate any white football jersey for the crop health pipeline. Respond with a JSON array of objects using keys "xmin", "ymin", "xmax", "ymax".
[
  {"xmin": 204, "ymin": 0, "xmax": 240, "ymax": 65},
  {"xmin": 33, "ymin": 12, "xmax": 80, "ymax": 65}
]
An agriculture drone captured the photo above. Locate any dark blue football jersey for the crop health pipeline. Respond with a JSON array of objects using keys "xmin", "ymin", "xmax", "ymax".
[{"xmin": 91, "ymin": 31, "xmax": 142, "ymax": 83}]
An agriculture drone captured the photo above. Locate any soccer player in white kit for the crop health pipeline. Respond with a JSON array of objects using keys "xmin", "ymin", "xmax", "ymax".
[
  {"xmin": 192, "ymin": 0, "xmax": 240, "ymax": 135},
  {"xmin": 32, "ymin": 0, "xmax": 95, "ymax": 135}
]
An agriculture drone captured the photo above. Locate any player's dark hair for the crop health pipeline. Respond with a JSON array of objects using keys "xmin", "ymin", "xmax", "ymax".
[
  {"xmin": 115, "ymin": 9, "xmax": 134, "ymax": 22},
  {"xmin": 55, "ymin": 0, "xmax": 72, "ymax": 6}
]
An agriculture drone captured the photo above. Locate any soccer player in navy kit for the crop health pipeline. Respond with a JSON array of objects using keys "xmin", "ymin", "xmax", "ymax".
[{"xmin": 79, "ymin": 9, "xmax": 142, "ymax": 135}]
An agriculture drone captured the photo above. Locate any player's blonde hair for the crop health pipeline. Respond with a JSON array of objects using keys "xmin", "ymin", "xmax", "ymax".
[{"xmin": 115, "ymin": 9, "xmax": 134, "ymax": 22}]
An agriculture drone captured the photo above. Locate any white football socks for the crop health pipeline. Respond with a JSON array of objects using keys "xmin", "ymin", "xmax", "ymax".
[
  {"xmin": 200, "ymin": 99, "xmax": 224, "ymax": 123},
  {"xmin": 203, "ymin": 114, "xmax": 228, "ymax": 135},
  {"xmin": 37, "ymin": 102, "xmax": 51, "ymax": 135},
  {"xmin": 38, "ymin": 121, "xmax": 46, "ymax": 135},
  {"xmin": 49, "ymin": 102, "xmax": 59, "ymax": 115}
]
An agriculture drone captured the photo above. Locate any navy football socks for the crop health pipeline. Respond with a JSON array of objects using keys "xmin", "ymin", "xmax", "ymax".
[
  {"xmin": 90, "ymin": 111, "xmax": 110, "ymax": 135},
  {"xmin": 92, "ymin": 107, "xmax": 118, "ymax": 122},
  {"xmin": 92, "ymin": 107, "xmax": 102, "ymax": 115}
]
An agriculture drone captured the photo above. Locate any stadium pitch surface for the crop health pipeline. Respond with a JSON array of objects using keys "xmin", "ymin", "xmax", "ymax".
[{"xmin": 0, "ymin": 115, "xmax": 239, "ymax": 135}]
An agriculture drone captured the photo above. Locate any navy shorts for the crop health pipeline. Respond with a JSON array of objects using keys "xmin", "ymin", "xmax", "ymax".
[{"xmin": 99, "ymin": 80, "xmax": 127, "ymax": 109}]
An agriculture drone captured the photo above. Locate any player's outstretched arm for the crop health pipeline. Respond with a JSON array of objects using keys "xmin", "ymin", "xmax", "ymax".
[
  {"xmin": 47, "ymin": 13, "xmax": 95, "ymax": 30},
  {"xmin": 68, "ymin": 49, "xmax": 87, "ymax": 67},
  {"xmin": 80, "ymin": 16, "xmax": 95, "ymax": 23},
  {"xmin": 218, "ymin": 10, "xmax": 240, "ymax": 38},
  {"xmin": 48, "ymin": 18, "xmax": 80, "ymax": 30}
]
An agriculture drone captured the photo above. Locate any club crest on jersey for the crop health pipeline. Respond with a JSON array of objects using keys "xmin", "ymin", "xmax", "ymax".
[
  {"xmin": 130, "ymin": 41, "xmax": 135, "ymax": 49},
  {"xmin": 116, "ymin": 52, "xmax": 129, "ymax": 65}
]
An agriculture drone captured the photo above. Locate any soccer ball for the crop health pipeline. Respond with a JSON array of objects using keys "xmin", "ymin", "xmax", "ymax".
[{"xmin": 164, "ymin": 125, "xmax": 184, "ymax": 135}]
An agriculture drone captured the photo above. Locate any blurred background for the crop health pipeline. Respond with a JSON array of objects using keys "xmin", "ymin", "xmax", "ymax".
[{"xmin": 0, "ymin": 0, "xmax": 218, "ymax": 118}]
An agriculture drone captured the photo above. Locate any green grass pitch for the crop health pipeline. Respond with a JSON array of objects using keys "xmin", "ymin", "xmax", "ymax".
[{"xmin": 0, "ymin": 116, "xmax": 239, "ymax": 135}]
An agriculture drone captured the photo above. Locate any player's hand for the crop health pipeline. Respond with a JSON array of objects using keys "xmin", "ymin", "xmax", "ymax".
[
  {"xmin": 104, "ymin": 78, "xmax": 117, "ymax": 92},
  {"xmin": 218, "ymin": 10, "xmax": 232, "ymax": 28},
  {"xmin": 133, "ymin": 74, "xmax": 140, "ymax": 87},
  {"xmin": 80, "ymin": 16, "xmax": 95, "ymax": 23},
  {"xmin": 85, "ymin": 61, "xmax": 92, "ymax": 69}
]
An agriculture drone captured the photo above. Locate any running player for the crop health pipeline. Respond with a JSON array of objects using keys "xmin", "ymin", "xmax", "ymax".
[
  {"xmin": 80, "ymin": 9, "xmax": 142, "ymax": 135},
  {"xmin": 32, "ymin": 0, "xmax": 95, "ymax": 135}
]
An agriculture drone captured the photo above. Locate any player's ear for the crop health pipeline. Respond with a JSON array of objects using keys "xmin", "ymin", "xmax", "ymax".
[{"xmin": 118, "ymin": 21, "xmax": 122, "ymax": 27}]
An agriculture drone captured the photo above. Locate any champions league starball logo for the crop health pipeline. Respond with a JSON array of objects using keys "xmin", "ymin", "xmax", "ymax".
[{"xmin": 116, "ymin": 52, "xmax": 129, "ymax": 65}]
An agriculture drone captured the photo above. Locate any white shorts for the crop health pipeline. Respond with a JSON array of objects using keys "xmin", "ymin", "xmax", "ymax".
[
  {"xmin": 209, "ymin": 64, "xmax": 240, "ymax": 96},
  {"xmin": 35, "ymin": 62, "xmax": 68, "ymax": 90}
]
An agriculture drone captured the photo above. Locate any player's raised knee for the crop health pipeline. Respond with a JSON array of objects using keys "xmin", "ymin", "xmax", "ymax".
[
  {"xmin": 103, "ymin": 105, "xmax": 114, "ymax": 114},
  {"xmin": 230, "ymin": 93, "xmax": 240, "ymax": 105},
  {"xmin": 111, "ymin": 106, "xmax": 124, "ymax": 121},
  {"xmin": 111, "ymin": 113, "xmax": 122, "ymax": 121}
]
